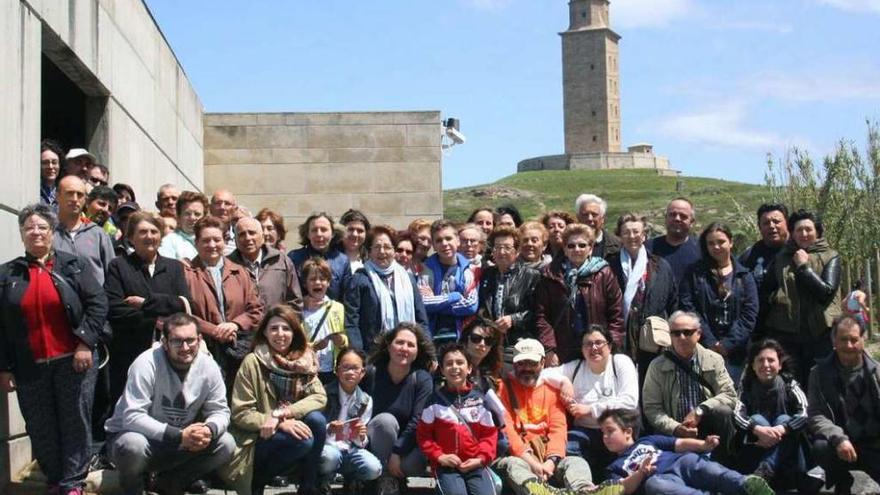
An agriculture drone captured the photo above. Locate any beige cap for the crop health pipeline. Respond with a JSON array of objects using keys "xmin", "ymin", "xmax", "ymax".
[{"xmin": 513, "ymin": 338, "xmax": 545, "ymax": 363}]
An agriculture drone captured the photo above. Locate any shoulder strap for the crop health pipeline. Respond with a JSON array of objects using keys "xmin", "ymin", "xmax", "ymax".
[
  {"xmin": 501, "ymin": 375, "xmax": 525, "ymax": 435},
  {"xmin": 309, "ymin": 302, "xmax": 332, "ymax": 341},
  {"xmin": 570, "ymin": 360, "xmax": 583, "ymax": 382},
  {"xmin": 663, "ymin": 350, "xmax": 715, "ymax": 396},
  {"xmin": 436, "ymin": 389, "xmax": 478, "ymax": 441}
]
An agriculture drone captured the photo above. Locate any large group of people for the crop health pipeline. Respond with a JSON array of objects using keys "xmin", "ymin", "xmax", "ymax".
[{"xmin": 2, "ymin": 143, "xmax": 878, "ymax": 495}]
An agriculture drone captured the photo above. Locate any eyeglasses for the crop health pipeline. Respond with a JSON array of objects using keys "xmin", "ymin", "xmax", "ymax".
[
  {"xmin": 167, "ymin": 337, "xmax": 199, "ymax": 348},
  {"xmin": 22, "ymin": 224, "xmax": 51, "ymax": 233},
  {"xmin": 566, "ymin": 242, "xmax": 590, "ymax": 249},
  {"xmin": 469, "ymin": 334, "xmax": 495, "ymax": 346},
  {"xmin": 338, "ymin": 365, "xmax": 364, "ymax": 373},
  {"xmin": 670, "ymin": 329, "xmax": 699, "ymax": 338},
  {"xmin": 583, "ymin": 340, "xmax": 608, "ymax": 349},
  {"xmin": 461, "ymin": 238, "xmax": 481, "ymax": 245},
  {"xmin": 396, "ymin": 247, "xmax": 413, "ymax": 254},
  {"xmin": 89, "ymin": 177, "xmax": 108, "ymax": 186}
]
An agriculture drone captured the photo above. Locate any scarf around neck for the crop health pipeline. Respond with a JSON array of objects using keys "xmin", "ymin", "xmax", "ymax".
[
  {"xmin": 564, "ymin": 256, "xmax": 608, "ymax": 307},
  {"xmin": 620, "ymin": 247, "xmax": 648, "ymax": 325},
  {"xmin": 365, "ymin": 259, "xmax": 415, "ymax": 331}
]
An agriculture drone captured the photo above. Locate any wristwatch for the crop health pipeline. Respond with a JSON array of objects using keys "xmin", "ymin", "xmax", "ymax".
[
  {"xmin": 547, "ymin": 455, "xmax": 562, "ymax": 467},
  {"xmin": 695, "ymin": 405, "xmax": 706, "ymax": 419}
]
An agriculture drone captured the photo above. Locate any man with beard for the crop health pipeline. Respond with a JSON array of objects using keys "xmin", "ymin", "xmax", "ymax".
[
  {"xmin": 85, "ymin": 185, "xmax": 120, "ymax": 240},
  {"xmin": 494, "ymin": 339, "xmax": 621, "ymax": 495},
  {"xmin": 105, "ymin": 313, "xmax": 234, "ymax": 495}
]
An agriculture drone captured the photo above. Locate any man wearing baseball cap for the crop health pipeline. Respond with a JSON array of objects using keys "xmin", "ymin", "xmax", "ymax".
[
  {"xmin": 494, "ymin": 339, "xmax": 622, "ymax": 495},
  {"xmin": 65, "ymin": 148, "xmax": 97, "ymax": 180}
]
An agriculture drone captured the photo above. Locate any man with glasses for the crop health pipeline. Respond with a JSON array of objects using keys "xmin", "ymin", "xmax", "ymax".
[
  {"xmin": 105, "ymin": 313, "xmax": 234, "ymax": 495},
  {"xmin": 494, "ymin": 339, "xmax": 622, "ymax": 495},
  {"xmin": 642, "ymin": 311, "xmax": 737, "ymax": 458},
  {"xmin": 478, "ymin": 225, "xmax": 541, "ymax": 366},
  {"xmin": 87, "ymin": 163, "xmax": 110, "ymax": 189}
]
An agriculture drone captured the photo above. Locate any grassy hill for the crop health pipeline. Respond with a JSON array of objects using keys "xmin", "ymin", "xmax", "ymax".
[{"xmin": 444, "ymin": 169, "xmax": 771, "ymax": 245}]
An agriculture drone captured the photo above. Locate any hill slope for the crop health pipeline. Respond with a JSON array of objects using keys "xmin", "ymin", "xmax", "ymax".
[{"xmin": 444, "ymin": 169, "xmax": 769, "ymax": 240}]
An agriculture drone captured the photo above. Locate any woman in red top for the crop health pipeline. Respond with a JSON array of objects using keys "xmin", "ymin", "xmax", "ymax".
[{"xmin": 0, "ymin": 203, "xmax": 108, "ymax": 495}]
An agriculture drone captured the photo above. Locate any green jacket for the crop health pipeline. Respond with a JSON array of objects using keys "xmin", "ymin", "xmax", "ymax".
[
  {"xmin": 765, "ymin": 239, "xmax": 841, "ymax": 338},
  {"xmin": 642, "ymin": 344, "xmax": 738, "ymax": 435},
  {"xmin": 219, "ymin": 348, "xmax": 327, "ymax": 493}
]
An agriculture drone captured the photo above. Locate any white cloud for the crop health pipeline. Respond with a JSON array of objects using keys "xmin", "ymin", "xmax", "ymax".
[
  {"xmin": 613, "ymin": 0, "xmax": 697, "ymax": 28},
  {"xmin": 658, "ymin": 103, "xmax": 785, "ymax": 150},
  {"xmin": 706, "ymin": 20, "xmax": 794, "ymax": 34},
  {"xmin": 817, "ymin": 0, "xmax": 880, "ymax": 14},
  {"xmin": 750, "ymin": 70, "xmax": 880, "ymax": 102}
]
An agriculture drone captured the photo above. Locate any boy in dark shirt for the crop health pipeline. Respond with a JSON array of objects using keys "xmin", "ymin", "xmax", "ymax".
[{"xmin": 599, "ymin": 409, "xmax": 773, "ymax": 495}]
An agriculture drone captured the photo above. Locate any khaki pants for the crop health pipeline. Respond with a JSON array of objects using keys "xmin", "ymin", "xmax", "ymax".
[{"xmin": 493, "ymin": 455, "xmax": 593, "ymax": 494}]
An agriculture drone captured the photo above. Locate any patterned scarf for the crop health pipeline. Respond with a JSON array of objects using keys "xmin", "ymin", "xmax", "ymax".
[{"xmin": 564, "ymin": 256, "xmax": 608, "ymax": 307}]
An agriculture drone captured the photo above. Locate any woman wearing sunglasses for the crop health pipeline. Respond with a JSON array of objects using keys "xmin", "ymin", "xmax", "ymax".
[
  {"xmin": 478, "ymin": 226, "xmax": 541, "ymax": 366},
  {"xmin": 536, "ymin": 224, "xmax": 624, "ymax": 366},
  {"xmin": 539, "ymin": 324, "xmax": 638, "ymax": 482}
]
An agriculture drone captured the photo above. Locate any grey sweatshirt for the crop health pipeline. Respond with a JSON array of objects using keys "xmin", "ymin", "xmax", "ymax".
[
  {"xmin": 105, "ymin": 346, "xmax": 230, "ymax": 444},
  {"xmin": 53, "ymin": 220, "xmax": 115, "ymax": 285}
]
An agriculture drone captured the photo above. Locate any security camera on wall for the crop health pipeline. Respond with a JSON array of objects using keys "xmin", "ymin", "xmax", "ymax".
[{"xmin": 443, "ymin": 118, "xmax": 466, "ymax": 146}]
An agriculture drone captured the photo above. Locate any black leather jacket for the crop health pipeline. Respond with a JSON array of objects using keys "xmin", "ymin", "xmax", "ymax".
[{"xmin": 478, "ymin": 262, "xmax": 541, "ymax": 346}]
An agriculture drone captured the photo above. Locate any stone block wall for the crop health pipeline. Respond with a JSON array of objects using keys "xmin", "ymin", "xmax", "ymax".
[
  {"xmin": 1, "ymin": 0, "xmax": 204, "ymax": 487},
  {"xmin": 204, "ymin": 112, "xmax": 443, "ymax": 233}
]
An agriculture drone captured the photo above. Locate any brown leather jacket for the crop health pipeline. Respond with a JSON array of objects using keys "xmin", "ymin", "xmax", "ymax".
[
  {"xmin": 184, "ymin": 257, "xmax": 264, "ymax": 356},
  {"xmin": 536, "ymin": 257, "xmax": 624, "ymax": 363}
]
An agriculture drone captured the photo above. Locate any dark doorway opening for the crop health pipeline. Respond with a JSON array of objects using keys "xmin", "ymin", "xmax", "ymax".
[{"xmin": 41, "ymin": 54, "xmax": 88, "ymax": 151}]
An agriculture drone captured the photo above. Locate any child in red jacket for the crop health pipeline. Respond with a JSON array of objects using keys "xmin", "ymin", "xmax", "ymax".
[{"xmin": 418, "ymin": 343, "xmax": 498, "ymax": 494}]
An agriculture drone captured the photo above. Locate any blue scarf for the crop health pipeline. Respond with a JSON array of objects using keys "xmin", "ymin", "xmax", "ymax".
[{"xmin": 564, "ymin": 256, "xmax": 608, "ymax": 307}]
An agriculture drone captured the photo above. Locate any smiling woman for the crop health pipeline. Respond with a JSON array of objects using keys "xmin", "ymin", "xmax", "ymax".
[
  {"xmin": 184, "ymin": 215, "xmax": 264, "ymax": 384},
  {"xmin": 105, "ymin": 211, "xmax": 192, "ymax": 406}
]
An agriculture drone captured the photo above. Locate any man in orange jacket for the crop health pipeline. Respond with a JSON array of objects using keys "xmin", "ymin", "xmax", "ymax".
[{"xmin": 494, "ymin": 339, "xmax": 621, "ymax": 495}]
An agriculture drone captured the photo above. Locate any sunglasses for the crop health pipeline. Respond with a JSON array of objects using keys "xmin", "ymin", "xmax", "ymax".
[
  {"xmin": 566, "ymin": 242, "xmax": 590, "ymax": 249},
  {"xmin": 396, "ymin": 247, "xmax": 413, "ymax": 254},
  {"xmin": 468, "ymin": 334, "xmax": 495, "ymax": 346},
  {"xmin": 670, "ymin": 329, "xmax": 699, "ymax": 338}
]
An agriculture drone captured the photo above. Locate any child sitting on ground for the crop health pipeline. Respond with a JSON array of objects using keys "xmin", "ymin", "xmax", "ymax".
[
  {"xmin": 320, "ymin": 348, "xmax": 382, "ymax": 494},
  {"xmin": 598, "ymin": 408, "xmax": 774, "ymax": 495}
]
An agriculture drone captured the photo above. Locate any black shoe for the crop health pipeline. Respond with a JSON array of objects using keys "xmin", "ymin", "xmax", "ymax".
[
  {"xmin": 270, "ymin": 475, "xmax": 290, "ymax": 487},
  {"xmin": 752, "ymin": 462, "xmax": 775, "ymax": 482},
  {"xmin": 186, "ymin": 479, "xmax": 209, "ymax": 494}
]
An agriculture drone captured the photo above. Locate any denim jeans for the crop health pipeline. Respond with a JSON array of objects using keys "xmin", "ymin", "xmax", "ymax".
[
  {"xmin": 435, "ymin": 467, "xmax": 495, "ymax": 495},
  {"xmin": 643, "ymin": 452, "xmax": 745, "ymax": 495},
  {"xmin": 252, "ymin": 410, "xmax": 327, "ymax": 490},
  {"xmin": 321, "ymin": 444, "xmax": 383, "ymax": 482},
  {"xmin": 749, "ymin": 413, "xmax": 797, "ymax": 471}
]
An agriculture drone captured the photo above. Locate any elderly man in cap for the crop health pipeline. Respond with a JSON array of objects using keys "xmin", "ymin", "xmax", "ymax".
[
  {"xmin": 575, "ymin": 194, "xmax": 620, "ymax": 260},
  {"xmin": 495, "ymin": 339, "xmax": 621, "ymax": 495},
  {"xmin": 64, "ymin": 148, "xmax": 96, "ymax": 181}
]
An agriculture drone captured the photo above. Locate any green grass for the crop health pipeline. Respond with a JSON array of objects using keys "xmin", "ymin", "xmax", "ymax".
[{"xmin": 444, "ymin": 169, "xmax": 771, "ymax": 242}]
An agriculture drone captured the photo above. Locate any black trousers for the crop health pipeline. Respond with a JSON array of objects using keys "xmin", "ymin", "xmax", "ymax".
[{"xmin": 812, "ymin": 438, "xmax": 880, "ymax": 490}]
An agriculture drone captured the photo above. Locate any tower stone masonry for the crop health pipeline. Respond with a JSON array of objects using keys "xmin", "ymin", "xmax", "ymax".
[{"xmin": 562, "ymin": 0, "xmax": 621, "ymax": 154}]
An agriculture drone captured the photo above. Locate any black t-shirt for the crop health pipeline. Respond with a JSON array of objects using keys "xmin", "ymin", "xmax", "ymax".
[{"xmin": 647, "ymin": 236, "xmax": 700, "ymax": 286}]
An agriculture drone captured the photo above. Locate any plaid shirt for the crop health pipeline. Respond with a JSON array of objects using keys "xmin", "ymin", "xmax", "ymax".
[{"xmin": 676, "ymin": 354, "xmax": 706, "ymax": 422}]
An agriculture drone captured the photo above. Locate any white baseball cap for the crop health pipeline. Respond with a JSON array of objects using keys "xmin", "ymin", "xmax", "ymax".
[
  {"xmin": 66, "ymin": 148, "xmax": 97, "ymax": 162},
  {"xmin": 513, "ymin": 338, "xmax": 545, "ymax": 363}
]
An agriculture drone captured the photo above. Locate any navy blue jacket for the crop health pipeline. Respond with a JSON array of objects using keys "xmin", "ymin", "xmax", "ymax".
[
  {"xmin": 344, "ymin": 268, "xmax": 428, "ymax": 353},
  {"xmin": 679, "ymin": 259, "xmax": 758, "ymax": 361},
  {"xmin": 288, "ymin": 245, "xmax": 351, "ymax": 302}
]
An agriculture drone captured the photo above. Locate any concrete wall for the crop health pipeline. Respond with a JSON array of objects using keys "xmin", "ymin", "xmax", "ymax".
[
  {"xmin": 204, "ymin": 112, "xmax": 443, "ymax": 232},
  {"xmin": 1, "ymin": 0, "xmax": 203, "ymax": 486}
]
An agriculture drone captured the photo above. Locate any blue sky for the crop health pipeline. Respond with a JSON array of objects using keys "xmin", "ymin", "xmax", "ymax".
[{"xmin": 146, "ymin": 0, "xmax": 880, "ymax": 189}]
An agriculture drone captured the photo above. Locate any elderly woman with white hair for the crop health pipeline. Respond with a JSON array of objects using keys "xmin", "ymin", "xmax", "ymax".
[{"xmin": 575, "ymin": 193, "xmax": 620, "ymax": 259}]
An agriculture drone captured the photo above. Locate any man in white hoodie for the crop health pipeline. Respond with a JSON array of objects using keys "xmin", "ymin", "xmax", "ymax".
[{"xmin": 105, "ymin": 313, "xmax": 233, "ymax": 495}]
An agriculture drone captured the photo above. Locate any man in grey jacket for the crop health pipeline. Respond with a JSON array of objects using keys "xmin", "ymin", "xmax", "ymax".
[
  {"xmin": 105, "ymin": 313, "xmax": 234, "ymax": 495},
  {"xmin": 53, "ymin": 175, "xmax": 115, "ymax": 285},
  {"xmin": 808, "ymin": 315, "xmax": 880, "ymax": 493},
  {"xmin": 229, "ymin": 216, "xmax": 302, "ymax": 309}
]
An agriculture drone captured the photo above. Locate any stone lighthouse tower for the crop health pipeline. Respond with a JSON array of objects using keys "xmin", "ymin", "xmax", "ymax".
[
  {"xmin": 516, "ymin": 1, "xmax": 672, "ymax": 174},
  {"xmin": 561, "ymin": 0, "xmax": 621, "ymax": 154}
]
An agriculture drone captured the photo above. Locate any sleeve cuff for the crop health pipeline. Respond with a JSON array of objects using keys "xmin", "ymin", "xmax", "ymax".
[
  {"xmin": 205, "ymin": 422, "xmax": 218, "ymax": 440},
  {"xmin": 162, "ymin": 425, "xmax": 182, "ymax": 445}
]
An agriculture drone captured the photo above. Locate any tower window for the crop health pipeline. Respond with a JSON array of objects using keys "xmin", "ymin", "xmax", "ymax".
[
  {"xmin": 590, "ymin": 64, "xmax": 595, "ymax": 70},
  {"xmin": 592, "ymin": 135, "xmax": 598, "ymax": 142},
  {"xmin": 591, "ymin": 110, "xmax": 597, "ymax": 117},
  {"xmin": 581, "ymin": 11, "xmax": 587, "ymax": 18}
]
